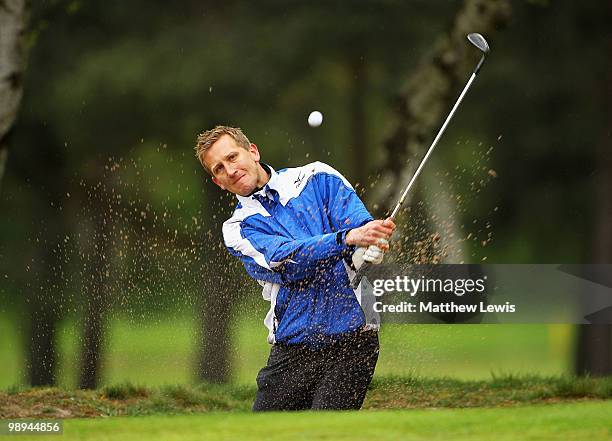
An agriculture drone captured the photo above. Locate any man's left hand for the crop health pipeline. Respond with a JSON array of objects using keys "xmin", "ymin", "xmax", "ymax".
[{"xmin": 352, "ymin": 239, "xmax": 387, "ymax": 270}]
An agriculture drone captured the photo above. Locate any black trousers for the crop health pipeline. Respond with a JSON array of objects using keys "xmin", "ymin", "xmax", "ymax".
[{"xmin": 253, "ymin": 329, "xmax": 379, "ymax": 411}]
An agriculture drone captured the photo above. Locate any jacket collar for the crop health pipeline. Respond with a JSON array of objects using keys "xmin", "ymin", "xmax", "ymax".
[{"xmin": 237, "ymin": 162, "xmax": 277, "ymax": 204}]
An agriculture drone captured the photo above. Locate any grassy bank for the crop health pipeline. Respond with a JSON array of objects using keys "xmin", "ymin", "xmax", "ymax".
[{"xmin": 2, "ymin": 375, "xmax": 611, "ymax": 419}]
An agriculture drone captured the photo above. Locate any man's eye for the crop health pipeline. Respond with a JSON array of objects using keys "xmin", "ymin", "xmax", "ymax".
[{"xmin": 229, "ymin": 154, "xmax": 237, "ymax": 160}]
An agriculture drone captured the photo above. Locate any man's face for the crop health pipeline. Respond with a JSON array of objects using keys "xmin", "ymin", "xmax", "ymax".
[{"xmin": 202, "ymin": 134, "xmax": 262, "ymax": 196}]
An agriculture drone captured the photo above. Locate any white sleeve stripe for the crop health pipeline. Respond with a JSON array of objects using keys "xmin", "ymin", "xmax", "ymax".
[
  {"xmin": 262, "ymin": 282, "xmax": 280, "ymax": 344},
  {"xmin": 223, "ymin": 201, "xmax": 272, "ymax": 270}
]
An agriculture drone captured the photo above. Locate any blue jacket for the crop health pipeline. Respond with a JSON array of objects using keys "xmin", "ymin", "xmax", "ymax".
[{"xmin": 222, "ymin": 161, "xmax": 374, "ymax": 346}]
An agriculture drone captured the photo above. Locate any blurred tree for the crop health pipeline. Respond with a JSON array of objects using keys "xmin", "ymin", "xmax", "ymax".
[
  {"xmin": 196, "ymin": 275, "xmax": 236, "ymax": 383},
  {"xmin": 0, "ymin": 0, "xmax": 29, "ymax": 194},
  {"xmin": 370, "ymin": 0, "xmax": 511, "ymax": 265},
  {"xmin": 348, "ymin": 52, "xmax": 368, "ymax": 188},
  {"xmin": 10, "ymin": 0, "xmax": 78, "ymax": 388},
  {"xmin": 574, "ymin": 148, "xmax": 612, "ymax": 375},
  {"xmin": 194, "ymin": 189, "xmax": 239, "ymax": 383},
  {"xmin": 574, "ymin": 4, "xmax": 612, "ymax": 376},
  {"xmin": 77, "ymin": 176, "xmax": 113, "ymax": 389},
  {"xmin": 19, "ymin": 120, "xmax": 71, "ymax": 386}
]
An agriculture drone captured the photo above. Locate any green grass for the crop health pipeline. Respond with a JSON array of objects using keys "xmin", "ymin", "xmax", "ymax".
[
  {"xmin": 9, "ymin": 402, "xmax": 612, "ymax": 441},
  {"xmin": 0, "ymin": 311, "xmax": 574, "ymax": 389},
  {"xmin": 0, "ymin": 314, "xmax": 24, "ymax": 387}
]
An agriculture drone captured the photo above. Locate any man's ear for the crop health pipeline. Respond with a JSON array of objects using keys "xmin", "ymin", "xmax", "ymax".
[
  {"xmin": 212, "ymin": 176, "xmax": 226, "ymax": 190},
  {"xmin": 249, "ymin": 143, "xmax": 261, "ymax": 162}
]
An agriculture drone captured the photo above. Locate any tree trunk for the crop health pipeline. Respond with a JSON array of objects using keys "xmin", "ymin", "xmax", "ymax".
[
  {"xmin": 195, "ymin": 188, "xmax": 238, "ymax": 384},
  {"xmin": 369, "ymin": 0, "xmax": 510, "ymax": 263},
  {"xmin": 574, "ymin": 75, "xmax": 612, "ymax": 375},
  {"xmin": 196, "ymin": 268, "xmax": 233, "ymax": 383},
  {"xmin": 0, "ymin": 0, "xmax": 30, "ymax": 194},
  {"xmin": 195, "ymin": 242, "xmax": 238, "ymax": 383},
  {"xmin": 575, "ymin": 325, "xmax": 611, "ymax": 376},
  {"xmin": 78, "ymin": 183, "xmax": 112, "ymax": 389},
  {"xmin": 422, "ymin": 167, "xmax": 466, "ymax": 263},
  {"xmin": 25, "ymin": 223, "xmax": 67, "ymax": 387},
  {"xmin": 349, "ymin": 54, "xmax": 368, "ymax": 189},
  {"xmin": 26, "ymin": 305, "xmax": 58, "ymax": 386}
]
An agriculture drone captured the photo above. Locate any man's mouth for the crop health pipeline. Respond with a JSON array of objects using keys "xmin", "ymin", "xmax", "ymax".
[{"xmin": 234, "ymin": 175, "xmax": 246, "ymax": 184}]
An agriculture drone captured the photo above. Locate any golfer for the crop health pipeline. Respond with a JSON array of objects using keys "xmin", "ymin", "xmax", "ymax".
[{"xmin": 195, "ymin": 126, "xmax": 395, "ymax": 411}]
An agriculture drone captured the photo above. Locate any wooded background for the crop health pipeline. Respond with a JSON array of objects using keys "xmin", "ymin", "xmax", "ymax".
[{"xmin": 1, "ymin": 0, "xmax": 610, "ymax": 389}]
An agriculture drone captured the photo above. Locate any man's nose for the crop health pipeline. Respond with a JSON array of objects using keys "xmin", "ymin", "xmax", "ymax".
[{"xmin": 226, "ymin": 163, "xmax": 239, "ymax": 176}]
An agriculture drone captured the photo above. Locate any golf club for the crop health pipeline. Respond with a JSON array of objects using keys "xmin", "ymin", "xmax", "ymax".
[{"xmin": 350, "ymin": 33, "xmax": 491, "ymax": 289}]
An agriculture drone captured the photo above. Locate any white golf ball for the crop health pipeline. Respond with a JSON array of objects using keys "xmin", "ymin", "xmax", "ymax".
[{"xmin": 308, "ymin": 111, "xmax": 323, "ymax": 127}]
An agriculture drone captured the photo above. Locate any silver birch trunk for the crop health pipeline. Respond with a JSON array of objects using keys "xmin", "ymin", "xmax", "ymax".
[{"xmin": 0, "ymin": 0, "xmax": 29, "ymax": 194}]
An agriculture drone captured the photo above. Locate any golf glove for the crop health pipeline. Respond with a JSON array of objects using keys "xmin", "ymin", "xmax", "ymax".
[{"xmin": 352, "ymin": 240, "xmax": 387, "ymax": 270}]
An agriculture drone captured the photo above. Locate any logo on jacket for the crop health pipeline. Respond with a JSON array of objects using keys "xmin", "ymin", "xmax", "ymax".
[{"xmin": 294, "ymin": 171, "xmax": 305, "ymax": 188}]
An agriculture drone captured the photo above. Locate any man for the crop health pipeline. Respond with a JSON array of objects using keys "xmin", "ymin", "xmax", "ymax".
[{"xmin": 195, "ymin": 126, "xmax": 395, "ymax": 411}]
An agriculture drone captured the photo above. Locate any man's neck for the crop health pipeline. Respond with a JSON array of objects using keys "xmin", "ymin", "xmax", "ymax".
[
  {"xmin": 256, "ymin": 163, "xmax": 271, "ymax": 187},
  {"xmin": 246, "ymin": 163, "xmax": 271, "ymax": 197}
]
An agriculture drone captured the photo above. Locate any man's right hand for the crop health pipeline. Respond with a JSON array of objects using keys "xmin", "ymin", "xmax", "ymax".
[{"xmin": 345, "ymin": 218, "xmax": 395, "ymax": 251}]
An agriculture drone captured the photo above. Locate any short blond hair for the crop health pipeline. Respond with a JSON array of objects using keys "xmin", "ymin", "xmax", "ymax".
[{"xmin": 194, "ymin": 126, "xmax": 251, "ymax": 174}]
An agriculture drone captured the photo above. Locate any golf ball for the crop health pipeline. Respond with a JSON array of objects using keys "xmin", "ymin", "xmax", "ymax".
[{"xmin": 308, "ymin": 111, "xmax": 323, "ymax": 127}]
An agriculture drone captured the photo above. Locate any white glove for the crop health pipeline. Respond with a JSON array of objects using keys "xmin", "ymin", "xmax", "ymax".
[{"xmin": 352, "ymin": 240, "xmax": 387, "ymax": 270}]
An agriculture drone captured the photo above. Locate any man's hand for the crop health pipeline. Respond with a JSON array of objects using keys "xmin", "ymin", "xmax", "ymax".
[
  {"xmin": 348, "ymin": 218, "xmax": 395, "ymax": 271},
  {"xmin": 351, "ymin": 240, "xmax": 387, "ymax": 270},
  {"xmin": 345, "ymin": 218, "xmax": 396, "ymax": 251}
]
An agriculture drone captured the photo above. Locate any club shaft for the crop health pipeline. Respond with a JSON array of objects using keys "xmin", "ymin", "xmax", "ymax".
[
  {"xmin": 390, "ymin": 71, "xmax": 478, "ymax": 219},
  {"xmin": 350, "ymin": 60, "xmax": 484, "ymax": 290}
]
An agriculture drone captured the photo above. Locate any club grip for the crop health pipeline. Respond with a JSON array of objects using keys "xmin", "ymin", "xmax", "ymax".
[{"xmin": 350, "ymin": 261, "xmax": 371, "ymax": 289}]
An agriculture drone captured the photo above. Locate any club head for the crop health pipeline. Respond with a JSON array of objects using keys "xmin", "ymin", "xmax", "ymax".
[{"xmin": 467, "ymin": 33, "xmax": 490, "ymax": 54}]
